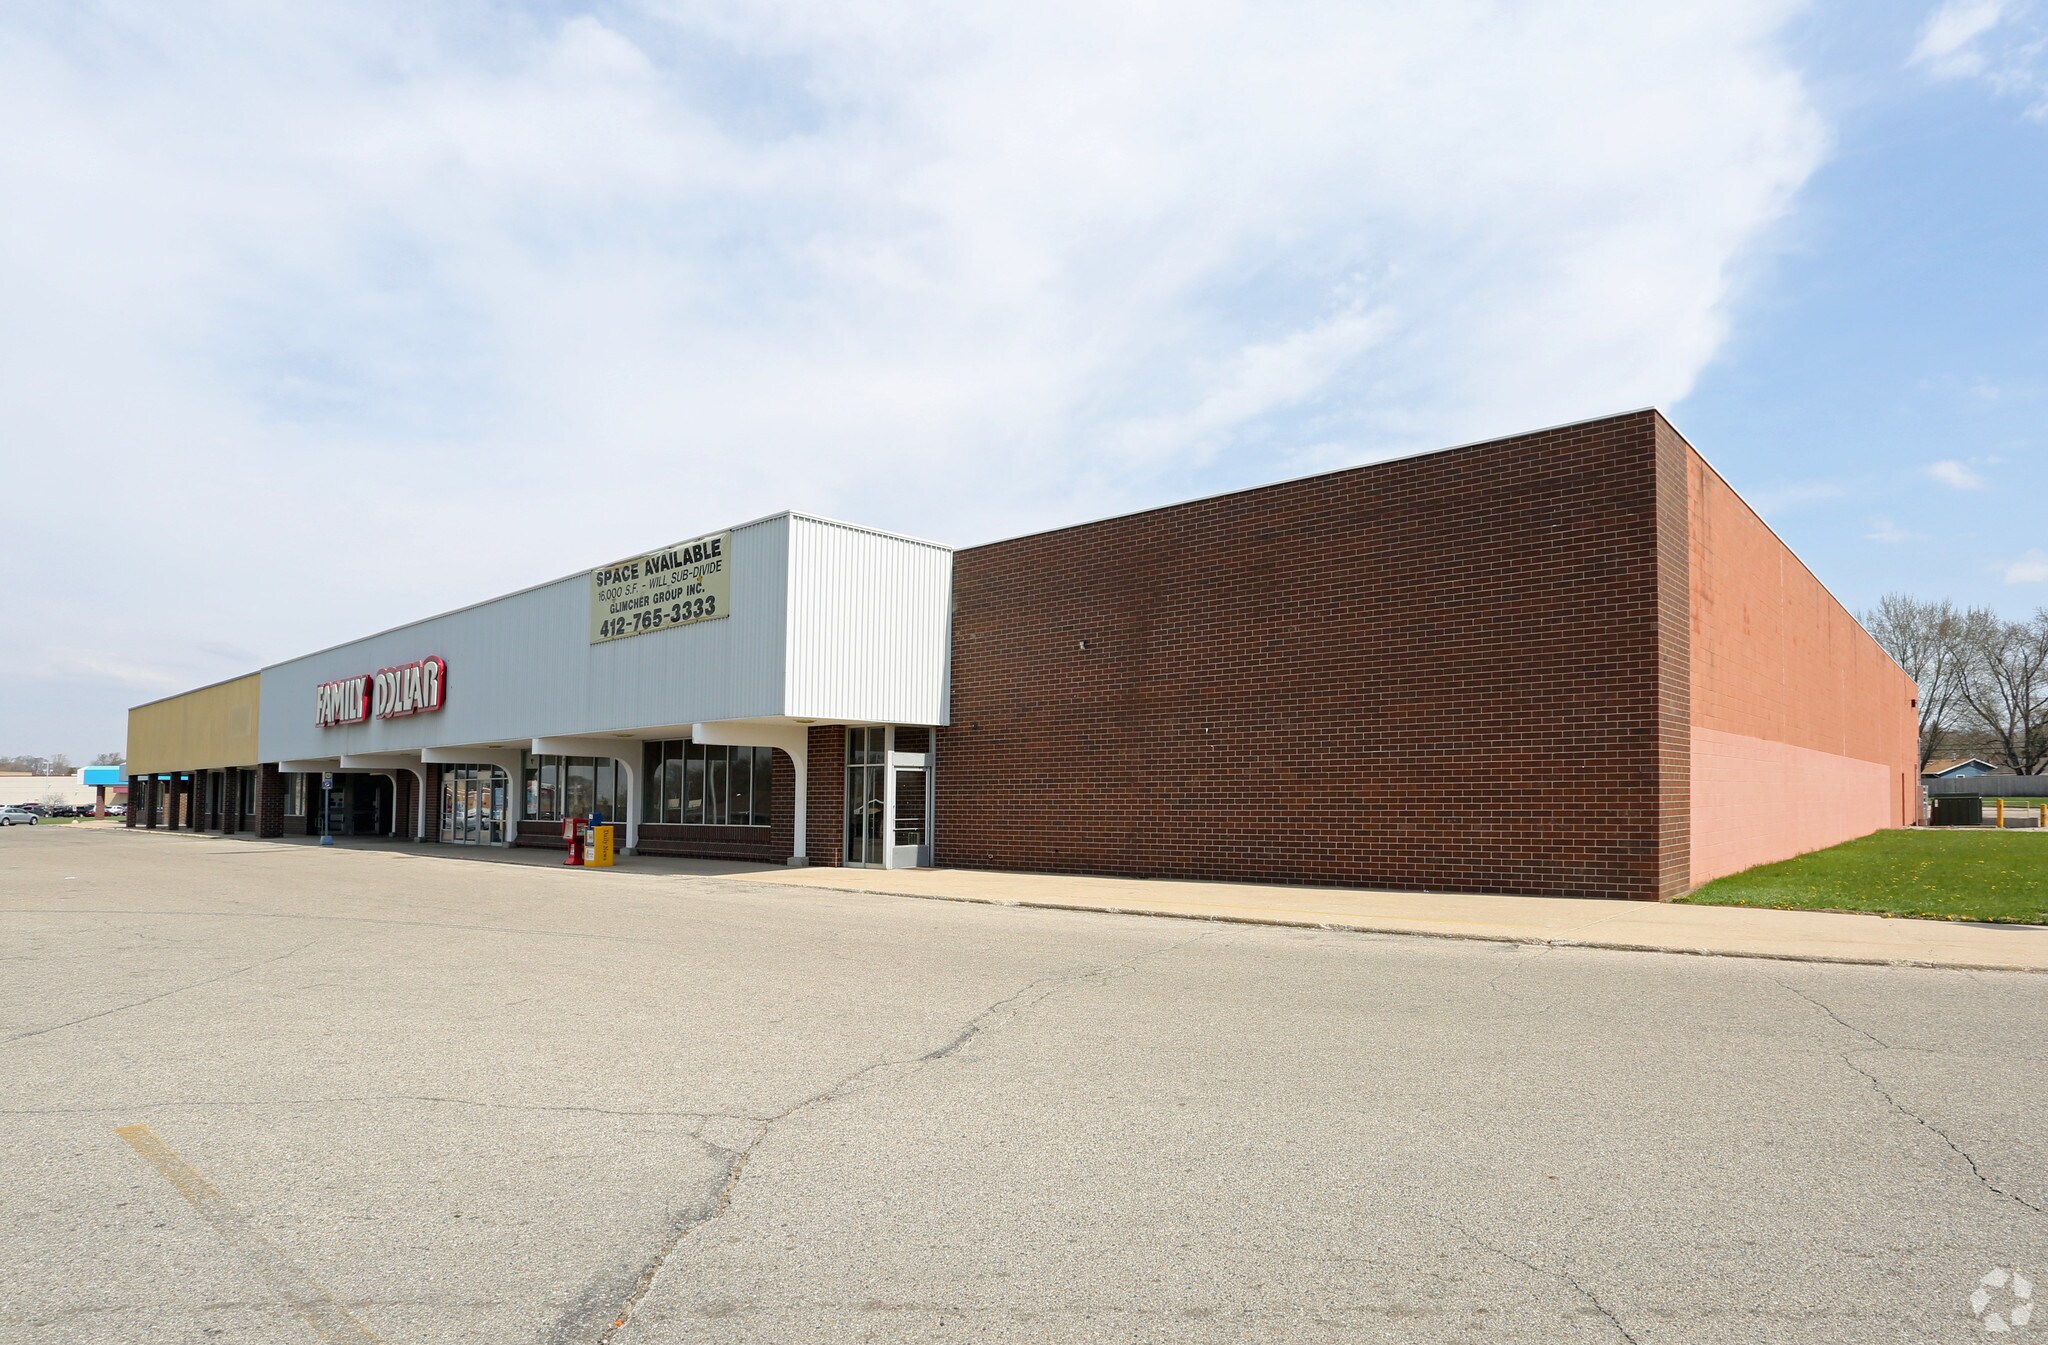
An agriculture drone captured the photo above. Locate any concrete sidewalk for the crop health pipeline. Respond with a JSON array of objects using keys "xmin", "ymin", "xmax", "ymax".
[{"xmin": 733, "ymin": 864, "xmax": 2048, "ymax": 973}]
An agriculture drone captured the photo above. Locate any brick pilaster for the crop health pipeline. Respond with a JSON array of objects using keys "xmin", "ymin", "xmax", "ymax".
[
  {"xmin": 421, "ymin": 763, "xmax": 443, "ymax": 843},
  {"xmin": 257, "ymin": 764, "xmax": 284, "ymax": 839},
  {"xmin": 806, "ymin": 726, "xmax": 844, "ymax": 866}
]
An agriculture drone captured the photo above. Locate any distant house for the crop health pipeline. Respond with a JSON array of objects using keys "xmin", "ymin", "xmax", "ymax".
[{"xmin": 1922, "ymin": 758, "xmax": 1998, "ymax": 781}]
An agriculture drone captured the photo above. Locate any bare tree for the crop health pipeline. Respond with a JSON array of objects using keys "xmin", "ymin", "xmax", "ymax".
[
  {"xmin": 0, "ymin": 754, "xmax": 70, "ymax": 775},
  {"xmin": 1861, "ymin": 593, "xmax": 1965, "ymax": 770},
  {"xmin": 1954, "ymin": 607, "xmax": 2048, "ymax": 776},
  {"xmin": 91, "ymin": 751, "xmax": 125, "ymax": 767}
]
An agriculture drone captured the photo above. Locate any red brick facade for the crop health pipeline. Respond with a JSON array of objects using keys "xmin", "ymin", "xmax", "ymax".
[
  {"xmin": 805, "ymin": 727, "xmax": 845, "ymax": 867},
  {"xmin": 936, "ymin": 411, "xmax": 1693, "ymax": 900},
  {"xmin": 1685, "ymin": 442, "xmax": 1918, "ymax": 883}
]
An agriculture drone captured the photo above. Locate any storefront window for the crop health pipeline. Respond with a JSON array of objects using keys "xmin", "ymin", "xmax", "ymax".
[
  {"xmin": 539, "ymin": 758, "xmax": 558, "ymax": 819},
  {"xmin": 282, "ymin": 772, "xmax": 306, "ymax": 817},
  {"xmin": 638, "ymin": 740, "xmax": 772, "ymax": 827},
  {"xmin": 565, "ymin": 759, "xmax": 594, "ymax": 819},
  {"xmin": 520, "ymin": 755, "xmax": 635, "ymax": 821}
]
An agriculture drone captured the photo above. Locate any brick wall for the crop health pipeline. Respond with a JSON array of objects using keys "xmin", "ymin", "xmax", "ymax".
[
  {"xmin": 1686, "ymin": 445, "xmax": 1918, "ymax": 884},
  {"xmin": 256, "ymin": 764, "xmax": 284, "ymax": 838},
  {"xmin": 394, "ymin": 770, "xmax": 416, "ymax": 841},
  {"xmin": 806, "ymin": 726, "xmax": 844, "ymax": 867},
  {"xmin": 421, "ymin": 763, "xmax": 443, "ymax": 843},
  {"xmin": 936, "ymin": 411, "xmax": 1677, "ymax": 900},
  {"xmin": 1652, "ymin": 419, "xmax": 1693, "ymax": 898}
]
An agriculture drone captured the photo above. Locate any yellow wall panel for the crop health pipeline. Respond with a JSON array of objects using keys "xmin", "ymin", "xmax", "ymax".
[{"xmin": 128, "ymin": 674, "xmax": 264, "ymax": 774}]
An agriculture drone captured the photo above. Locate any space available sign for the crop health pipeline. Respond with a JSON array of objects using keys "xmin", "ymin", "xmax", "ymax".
[
  {"xmin": 315, "ymin": 656, "xmax": 447, "ymax": 727},
  {"xmin": 590, "ymin": 531, "xmax": 731, "ymax": 644}
]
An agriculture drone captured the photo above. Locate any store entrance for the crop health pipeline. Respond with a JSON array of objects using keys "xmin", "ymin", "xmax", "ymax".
[
  {"xmin": 845, "ymin": 726, "xmax": 933, "ymax": 868},
  {"xmin": 321, "ymin": 775, "xmax": 392, "ymax": 837},
  {"xmin": 439, "ymin": 765, "xmax": 508, "ymax": 845}
]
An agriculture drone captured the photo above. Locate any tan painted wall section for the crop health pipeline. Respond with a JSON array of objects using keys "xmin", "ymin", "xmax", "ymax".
[
  {"xmin": 1688, "ymin": 449, "xmax": 1918, "ymax": 885},
  {"xmin": 128, "ymin": 675, "xmax": 264, "ymax": 774}
]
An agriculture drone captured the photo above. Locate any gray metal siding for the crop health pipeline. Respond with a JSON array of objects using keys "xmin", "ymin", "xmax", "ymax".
[
  {"xmin": 784, "ymin": 516, "xmax": 953, "ymax": 725},
  {"xmin": 260, "ymin": 517, "xmax": 793, "ymax": 760}
]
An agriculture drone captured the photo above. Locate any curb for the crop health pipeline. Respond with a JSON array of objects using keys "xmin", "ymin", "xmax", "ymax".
[{"xmin": 764, "ymin": 879, "xmax": 2048, "ymax": 975}]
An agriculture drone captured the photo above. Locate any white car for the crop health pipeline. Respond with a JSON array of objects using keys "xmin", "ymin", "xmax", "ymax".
[{"xmin": 0, "ymin": 806, "xmax": 39, "ymax": 826}]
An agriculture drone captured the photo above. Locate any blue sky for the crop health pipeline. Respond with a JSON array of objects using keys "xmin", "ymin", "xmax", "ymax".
[
  {"xmin": 1678, "ymin": 0, "xmax": 2048, "ymax": 615},
  {"xmin": 0, "ymin": 0, "xmax": 2043, "ymax": 759}
]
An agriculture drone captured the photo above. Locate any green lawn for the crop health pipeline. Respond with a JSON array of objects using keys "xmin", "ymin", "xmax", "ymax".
[{"xmin": 1681, "ymin": 829, "xmax": 2048, "ymax": 925}]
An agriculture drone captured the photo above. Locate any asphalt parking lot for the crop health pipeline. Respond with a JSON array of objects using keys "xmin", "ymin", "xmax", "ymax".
[{"xmin": 3, "ymin": 826, "xmax": 2045, "ymax": 1343}]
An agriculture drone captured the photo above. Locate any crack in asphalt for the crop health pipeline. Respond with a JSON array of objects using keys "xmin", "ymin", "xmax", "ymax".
[
  {"xmin": 1838, "ymin": 1051, "xmax": 2046, "ymax": 1218},
  {"xmin": 1772, "ymin": 976, "xmax": 1891, "ymax": 1049},
  {"xmin": 1485, "ymin": 943, "xmax": 1552, "ymax": 1001},
  {"xmin": 2, "ymin": 939, "xmax": 320, "ymax": 1045},
  {"xmin": 1772, "ymin": 976, "xmax": 2045, "ymax": 1220},
  {"xmin": 576, "ymin": 928, "xmax": 1220, "ymax": 1345},
  {"xmin": 1427, "ymin": 1214, "xmax": 1641, "ymax": 1343}
]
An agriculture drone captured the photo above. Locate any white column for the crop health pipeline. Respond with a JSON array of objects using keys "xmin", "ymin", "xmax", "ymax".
[
  {"xmin": 620, "ymin": 753, "xmax": 641, "ymax": 854},
  {"xmin": 791, "ymin": 739, "xmax": 808, "ymax": 864},
  {"xmin": 881, "ymin": 726, "xmax": 897, "ymax": 870}
]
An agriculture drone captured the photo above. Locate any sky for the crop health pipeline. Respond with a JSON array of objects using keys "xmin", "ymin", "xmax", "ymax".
[{"xmin": 0, "ymin": 0, "xmax": 2043, "ymax": 761}]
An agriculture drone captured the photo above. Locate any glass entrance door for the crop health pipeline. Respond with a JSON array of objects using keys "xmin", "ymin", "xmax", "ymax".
[
  {"xmin": 845, "ymin": 727, "xmax": 885, "ymax": 867},
  {"xmin": 846, "ymin": 727, "xmax": 933, "ymax": 868},
  {"xmin": 891, "ymin": 767, "xmax": 928, "ymax": 868},
  {"xmin": 439, "ymin": 765, "xmax": 507, "ymax": 845}
]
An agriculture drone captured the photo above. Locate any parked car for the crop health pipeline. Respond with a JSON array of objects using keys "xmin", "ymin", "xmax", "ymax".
[
  {"xmin": 107, "ymin": 804, "xmax": 127, "ymax": 817},
  {"xmin": 0, "ymin": 806, "xmax": 39, "ymax": 826}
]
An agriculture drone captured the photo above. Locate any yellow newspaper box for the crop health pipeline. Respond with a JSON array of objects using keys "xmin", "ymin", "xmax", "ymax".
[{"xmin": 585, "ymin": 824, "xmax": 616, "ymax": 868}]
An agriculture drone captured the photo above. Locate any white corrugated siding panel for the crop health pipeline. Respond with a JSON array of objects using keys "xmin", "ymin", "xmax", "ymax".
[
  {"xmin": 783, "ymin": 516, "xmax": 952, "ymax": 725},
  {"xmin": 258, "ymin": 515, "xmax": 791, "ymax": 760}
]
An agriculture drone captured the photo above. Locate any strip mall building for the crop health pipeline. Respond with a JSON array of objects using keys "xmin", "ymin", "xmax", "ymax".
[{"xmin": 125, "ymin": 411, "xmax": 1917, "ymax": 900}]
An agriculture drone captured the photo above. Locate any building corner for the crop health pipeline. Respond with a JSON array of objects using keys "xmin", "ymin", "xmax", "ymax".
[{"xmin": 1652, "ymin": 412, "xmax": 1694, "ymax": 899}]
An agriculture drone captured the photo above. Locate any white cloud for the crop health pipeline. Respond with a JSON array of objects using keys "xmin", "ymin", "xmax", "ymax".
[
  {"xmin": 0, "ymin": 0, "xmax": 1826, "ymax": 754},
  {"xmin": 1866, "ymin": 516, "xmax": 1926, "ymax": 543},
  {"xmin": 1913, "ymin": 0, "xmax": 2013, "ymax": 75},
  {"xmin": 1910, "ymin": 0, "xmax": 2048, "ymax": 116},
  {"xmin": 1927, "ymin": 458, "xmax": 1988, "ymax": 489},
  {"xmin": 2007, "ymin": 549, "xmax": 2048, "ymax": 582}
]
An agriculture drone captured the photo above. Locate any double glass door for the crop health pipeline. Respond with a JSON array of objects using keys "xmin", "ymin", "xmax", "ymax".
[{"xmin": 440, "ymin": 766, "xmax": 507, "ymax": 845}]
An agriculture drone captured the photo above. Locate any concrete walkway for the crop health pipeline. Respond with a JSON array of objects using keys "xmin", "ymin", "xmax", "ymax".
[{"xmin": 731, "ymin": 864, "xmax": 2048, "ymax": 973}]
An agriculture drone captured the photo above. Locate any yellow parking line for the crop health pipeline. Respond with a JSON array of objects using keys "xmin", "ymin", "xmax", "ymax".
[{"xmin": 115, "ymin": 1123, "xmax": 386, "ymax": 1344}]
